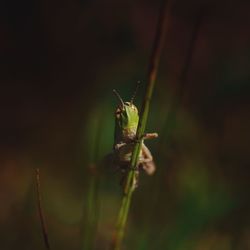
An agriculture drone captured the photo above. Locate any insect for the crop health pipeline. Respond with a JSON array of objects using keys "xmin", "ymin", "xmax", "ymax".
[{"xmin": 112, "ymin": 88, "xmax": 158, "ymax": 190}]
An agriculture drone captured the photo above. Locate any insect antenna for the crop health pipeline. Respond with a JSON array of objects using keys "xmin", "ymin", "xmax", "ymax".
[
  {"xmin": 113, "ymin": 89, "xmax": 125, "ymax": 107},
  {"xmin": 130, "ymin": 81, "xmax": 140, "ymax": 104}
]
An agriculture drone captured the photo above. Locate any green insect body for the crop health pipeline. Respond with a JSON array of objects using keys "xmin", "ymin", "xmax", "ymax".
[{"xmin": 112, "ymin": 89, "xmax": 158, "ymax": 189}]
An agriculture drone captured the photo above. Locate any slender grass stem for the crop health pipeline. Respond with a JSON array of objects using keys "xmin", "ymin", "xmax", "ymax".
[
  {"xmin": 112, "ymin": 1, "xmax": 170, "ymax": 249},
  {"xmin": 35, "ymin": 168, "xmax": 51, "ymax": 250},
  {"xmin": 83, "ymin": 163, "xmax": 100, "ymax": 250},
  {"xmin": 82, "ymin": 112, "xmax": 102, "ymax": 250}
]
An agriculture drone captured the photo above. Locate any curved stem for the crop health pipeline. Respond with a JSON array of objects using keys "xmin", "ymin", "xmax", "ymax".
[{"xmin": 111, "ymin": 1, "xmax": 170, "ymax": 249}]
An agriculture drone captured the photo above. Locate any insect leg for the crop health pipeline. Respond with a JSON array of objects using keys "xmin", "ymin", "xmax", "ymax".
[
  {"xmin": 120, "ymin": 169, "xmax": 139, "ymax": 193},
  {"xmin": 142, "ymin": 133, "xmax": 158, "ymax": 140},
  {"xmin": 132, "ymin": 133, "xmax": 158, "ymax": 144},
  {"xmin": 114, "ymin": 142, "xmax": 127, "ymax": 150},
  {"xmin": 140, "ymin": 143, "xmax": 156, "ymax": 175}
]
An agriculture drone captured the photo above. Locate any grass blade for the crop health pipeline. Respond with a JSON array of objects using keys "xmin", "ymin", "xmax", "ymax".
[{"xmin": 111, "ymin": 1, "xmax": 171, "ymax": 249}]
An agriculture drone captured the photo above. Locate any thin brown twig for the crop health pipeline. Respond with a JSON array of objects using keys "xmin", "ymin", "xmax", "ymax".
[{"xmin": 35, "ymin": 168, "xmax": 51, "ymax": 250}]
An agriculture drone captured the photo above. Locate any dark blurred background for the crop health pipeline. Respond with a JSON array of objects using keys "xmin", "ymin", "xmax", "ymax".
[{"xmin": 0, "ymin": 0, "xmax": 250, "ymax": 249}]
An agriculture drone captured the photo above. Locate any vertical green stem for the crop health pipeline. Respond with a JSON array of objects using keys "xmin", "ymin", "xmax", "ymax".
[
  {"xmin": 111, "ymin": 1, "xmax": 170, "ymax": 249},
  {"xmin": 83, "ymin": 111, "xmax": 102, "ymax": 250}
]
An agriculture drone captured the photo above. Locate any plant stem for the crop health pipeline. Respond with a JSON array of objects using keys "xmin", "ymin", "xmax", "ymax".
[
  {"xmin": 83, "ymin": 166, "xmax": 99, "ymax": 250},
  {"xmin": 111, "ymin": 1, "xmax": 170, "ymax": 249},
  {"xmin": 35, "ymin": 168, "xmax": 51, "ymax": 250},
  {"xmin": 82, "ymin": 111, "xmax": 102, "ymax": 250}
]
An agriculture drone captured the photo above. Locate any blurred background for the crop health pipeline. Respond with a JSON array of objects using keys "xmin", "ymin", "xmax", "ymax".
[{"xmin": 0, "ymin": 0, "xmax": 250, "ymax": 249}]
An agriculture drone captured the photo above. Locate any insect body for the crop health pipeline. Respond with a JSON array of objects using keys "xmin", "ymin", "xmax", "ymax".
[{"xmin": 112, "ymin": 89, "xmax": 158, "ymax": 189}]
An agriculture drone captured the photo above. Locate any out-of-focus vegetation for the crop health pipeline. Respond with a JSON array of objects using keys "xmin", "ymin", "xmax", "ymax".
[{"xmin": 0, "ymin": 0, "xmax": 250, "ymax": 250}]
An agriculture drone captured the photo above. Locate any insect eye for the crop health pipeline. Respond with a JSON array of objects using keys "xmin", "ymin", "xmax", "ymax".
[{"xmin": 131, "ymin": 105, "xmax": 136, "ymax": 111}]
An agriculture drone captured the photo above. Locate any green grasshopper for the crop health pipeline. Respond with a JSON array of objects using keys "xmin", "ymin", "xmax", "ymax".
[{"xmin": 112, "ymin": 89, "xmax": 158, "ymax": 189}]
